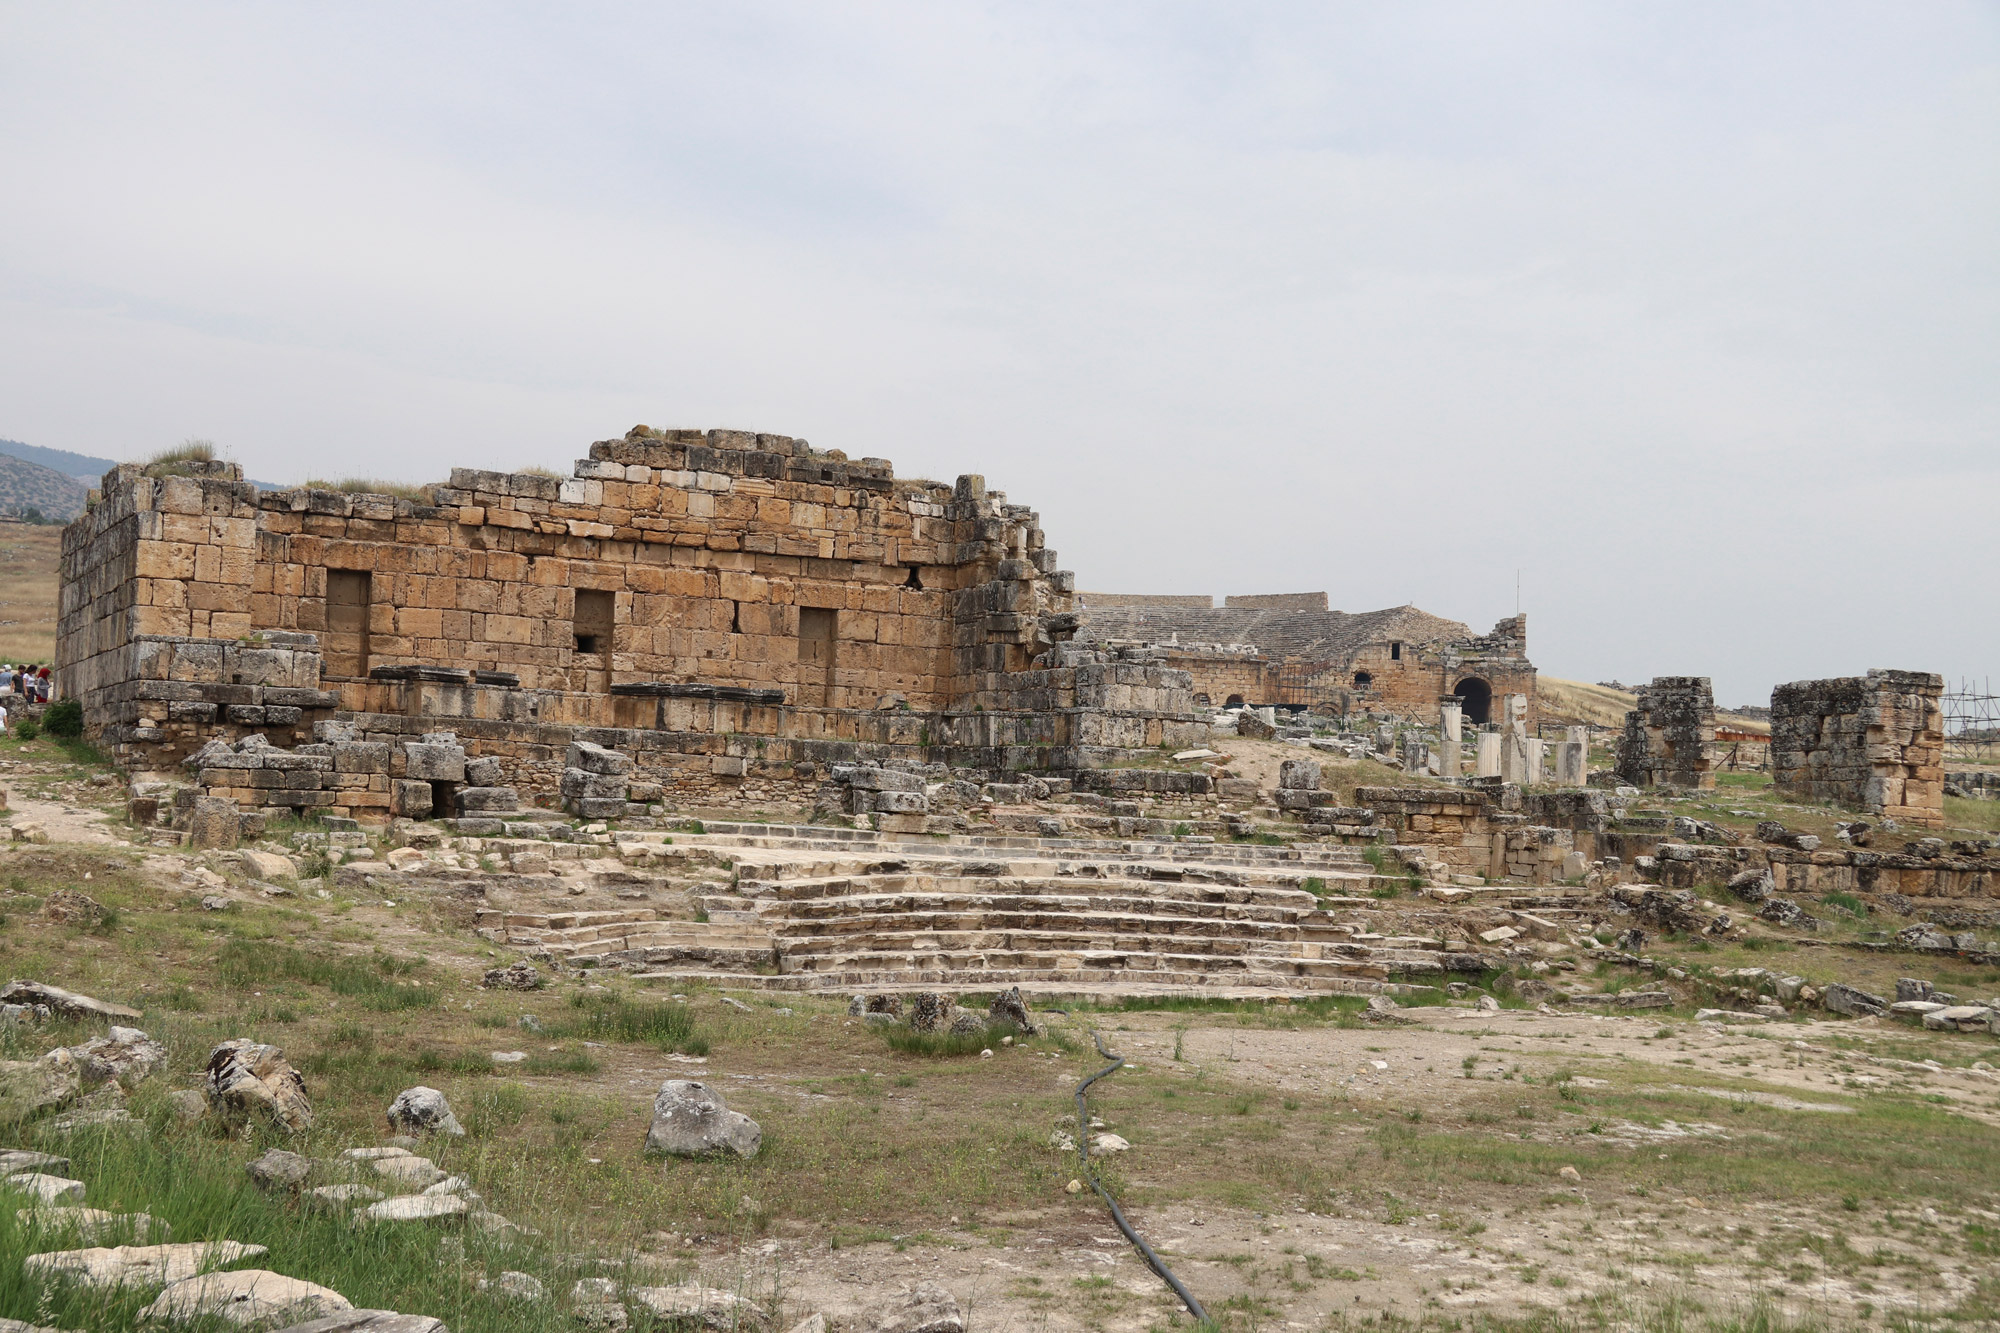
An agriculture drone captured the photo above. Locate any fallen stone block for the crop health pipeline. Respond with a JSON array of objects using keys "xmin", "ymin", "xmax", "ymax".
[
  {"xmin": 24, "ymin": 1240, "xmax": 267, "ymax": 1289},
  {"xmin": 140, "ymin": 1269, "xmax": 351, "ymax": 1326},
  {"xmin": 645, "ymin": 1080, "xmax": 761, "ymax": 1159}
]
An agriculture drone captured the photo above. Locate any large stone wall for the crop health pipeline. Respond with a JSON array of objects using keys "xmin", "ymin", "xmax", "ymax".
[
  {"xmin": 58, "ymin": 429, "xmax": 1206, "ymax": 813},
  {"xmin": 1771, "ymin": 669, "xmax": 1944, "ymax": 828},
  {"xmin": 1615, "ymin": 677, "xmax": 1718, "ymax": 790}
]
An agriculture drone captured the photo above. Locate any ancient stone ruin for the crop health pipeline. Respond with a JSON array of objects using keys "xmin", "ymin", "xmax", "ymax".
[
  {"xmin": 1614, "ymin": 676, "xmax": 1719, "ymax": 790},
  {"xmin": 1771, "ymin": 669, "xmax": 1945, "ymax": 827},
  {"xmin": 1074, "ymin": 592, "xmax": 1535, "ymax": 725},
  {"xmin": 56, "ymin": 430, "xmax": 1204, "ymax": 824}
]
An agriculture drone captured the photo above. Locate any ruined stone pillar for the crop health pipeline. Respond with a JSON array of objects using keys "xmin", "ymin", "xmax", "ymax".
[
  {"xmin": 1556, "ymin": 726, "xmax": 1587, "ymax": 787},
  {"xmin": 1401, "ymin": 735, "xmax": 1428, "ymax": 775},
  {"xmin": 1525, "ymin": 738, "xmax": 1544, "ymax": 786},
  {"xmin": 1475, "ymin": 730, "xmax": 1503, "ymax": 779},
  {"xmin": 1437, "ymin": 700, "xmax": 1463, "ymax": 777}
]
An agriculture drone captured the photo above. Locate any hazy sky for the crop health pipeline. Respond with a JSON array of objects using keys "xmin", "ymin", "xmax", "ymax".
[{"xmin": 3, "ymin": 3, "xmax": 1995, "ymax": 706}]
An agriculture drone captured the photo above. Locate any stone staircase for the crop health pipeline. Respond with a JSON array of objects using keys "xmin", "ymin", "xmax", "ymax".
[{"xmin": 487, "ymin": 824, "xmax": 1487, "ymax": 999}]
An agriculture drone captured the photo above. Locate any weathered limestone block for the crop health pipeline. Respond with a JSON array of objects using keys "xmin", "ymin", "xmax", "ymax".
[
  {"xmin": 455, "ymin": 787, "xmax": 519, "ymax": 815},
  {"xmin": 464, "ymin": 756, "xmax": 504, "ymax": 786},
  {"xmin": 391, "ymin": 781, "xmax": 432, "ymax": 819},
  {"xmin": 332, "ymin": 744, "xmax": 391, "ymax": 775},
  {"xmin": 385, "ymin": 1086, "xmax": 464, "ymax": 1138},
  {"xmin": 188, "ymin": 797, "xmax": 241, "ymax": 850},
  {"xmin": 401, "ymin": 744, "xmax": 465, "ymax": 783},
  {"xmin": 566, "ymin": 741, "xmax": 633, "ymax": 776},
  {"xmin": 141, "ymin": 1270, "xmax": 351, "ymax": 1327},
  {"xmin": 644, "ymin": 1081, "xmax": 761, "ymax": 1159},
  {"xmin": 204, "ymin": 1040, "xmax": 313, "ymax": 1133}
]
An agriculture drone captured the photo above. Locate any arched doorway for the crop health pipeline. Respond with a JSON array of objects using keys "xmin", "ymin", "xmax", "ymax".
[
  {"xmin": 1225, "ymin": 694, "xmax": 1244, "ymax": 708},
  {"xmin": 1453, "ymin": 677, "xmax": 1492, "ymax": 725},
  {"xmin": 1352, "ymin": 671, "xmax": 1372, "ymax": 689}
]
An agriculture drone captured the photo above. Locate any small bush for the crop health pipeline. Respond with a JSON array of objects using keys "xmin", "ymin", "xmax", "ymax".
[
  {"xmin": 41, "ymin": 699, "xmax": 82, "ymax": 738},
  {"xmin": 10, "ymin": 720, "xmax": 37, "ymax": 742}
]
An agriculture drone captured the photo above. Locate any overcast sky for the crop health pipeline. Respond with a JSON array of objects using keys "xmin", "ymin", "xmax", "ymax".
[{"xmin": 2, "ymin": 3, "xmax": 1995, "ymax": 706}]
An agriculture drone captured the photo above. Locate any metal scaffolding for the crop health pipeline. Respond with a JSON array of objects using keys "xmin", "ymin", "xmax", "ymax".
[{"xmin": 1942, "ymin": 677, "xmax": 2000, "ymax": 766}]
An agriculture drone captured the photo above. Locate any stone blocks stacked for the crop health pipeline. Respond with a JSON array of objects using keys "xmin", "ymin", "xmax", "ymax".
[
  {"xmin": 1615, "ymin": 677, "xmax": 1718, "ymax": 790},
  {"xmin": 184, "ymin": 725, "xmax": 518, "ymax": 824},
  {"xmin": 1771, "ymin": 669, "xmax": 1944, "ymax": 827},
  {"xmin": 561, "ymin": 741, "xmax": 635, "ymax": 819},
  {"xmin": 824, "ymin": 764, "xmax": 932, "ymax": 832}
]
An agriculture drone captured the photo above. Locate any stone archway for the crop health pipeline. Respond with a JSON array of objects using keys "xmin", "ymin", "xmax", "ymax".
[{"xmin": 1453, "ymin": 677, "xmax": 1493, "ymax": 725}]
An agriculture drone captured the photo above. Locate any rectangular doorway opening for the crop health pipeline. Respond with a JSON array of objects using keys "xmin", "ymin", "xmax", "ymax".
[
  {"xmin": 325, "ymin": 570, "xmax": 372, "ymax": 678},
  {"xmin": 573, "ymin": 590, "xmax": 614, "ymax": 693},
  {"xmin": 799, "ymin": 606, "xmax": 837, "ymax": 707}
]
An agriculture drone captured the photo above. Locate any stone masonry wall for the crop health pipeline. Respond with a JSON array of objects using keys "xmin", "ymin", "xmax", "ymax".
[
  {"xmin": 1771, "ymin": 669, "xmax": 1944, "ymax": 828},
  {"xmin": 1616, "ymin": 676, "xmax": 1718, "ymax": 790},
  {"xmin": 58, "ymin": 430, "xmax": 1206, "ymax": 803}
]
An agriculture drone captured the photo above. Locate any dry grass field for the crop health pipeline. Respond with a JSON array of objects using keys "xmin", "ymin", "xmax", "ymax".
[
  {"xmin": 0, "ymin": 729, "xmax": 1996, "ymax": 1333},
  {"xmin": 0, "ymin": 523, "xmax": 59, "ymax": 665},
  {"xmin": 1539, "ymin": 678, "xmax": 1770, "ymax": 736}
]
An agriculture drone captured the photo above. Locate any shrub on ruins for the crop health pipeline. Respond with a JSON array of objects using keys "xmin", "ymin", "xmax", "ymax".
[{"xmin": 41, "ymin": 698, "xmax": 81, "ymax": 738}]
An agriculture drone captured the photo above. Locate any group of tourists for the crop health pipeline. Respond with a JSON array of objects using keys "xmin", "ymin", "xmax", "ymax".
[
  {"xmin": 0, "ymin": 664, "xmax": 52, "ymax": 733},
  {"xmin": 3, "ymin": 665, "xmax": 51, "ymax": 701}
]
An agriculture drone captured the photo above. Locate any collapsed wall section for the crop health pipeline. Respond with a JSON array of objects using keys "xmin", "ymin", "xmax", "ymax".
[
  {"xmin": 1771, "ymin": 669, "xmax": 1944, "ymax": 827},
  {"xmin": 1615, "ymin": 677, "xmax": 1718, "ymax": 790}
]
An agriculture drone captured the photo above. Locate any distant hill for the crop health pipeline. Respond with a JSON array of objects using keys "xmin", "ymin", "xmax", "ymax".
[
  {"xmin": 0, "ymin": 454, "xmax": 89, "ymax": 523},
  {"xmin": 0, "ymin": 437, "xmax": 285, "ymax": 492},
  {"xmin": 1539, "ymin": 676, "xmax": 1770, "ymax": 735},
  {"xmin": 0, "ymin": 438, "xmax": 117, "ymax": 484}
]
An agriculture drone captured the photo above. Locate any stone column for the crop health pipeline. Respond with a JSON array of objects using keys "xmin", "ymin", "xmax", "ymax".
[
  {"xmin": 1401, "ymin": 735, "xmax": 1428, "ymax": 775},
  {"xmin": 1525, "ymin": 738, "xmax": 1544, "ymax": 786},
  {"xmin": 1437, "ymin": 701, "xmax": 1463, "ymax": 777},
  {"xmin": 1475, "ymin": 730, "xmax": 1503, "ymax": 778}
]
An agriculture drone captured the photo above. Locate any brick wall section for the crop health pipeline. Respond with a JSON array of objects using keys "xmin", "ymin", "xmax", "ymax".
[
  {"xmin": 1771, "ymin": 669, "xmax": 1944, "ymax": 827},
  {"xmin": 1615, "ymin": 676, "xmax": 1718, "ymax": 789}
]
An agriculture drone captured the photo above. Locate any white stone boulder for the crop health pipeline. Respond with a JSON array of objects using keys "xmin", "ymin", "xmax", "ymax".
[
  {"xmin": 270, "ymin": 1313, "xmax": 448, "ymax": 1333},
  {"xmin": 141, "ymin": 1270, "xmax": 349, "ymax": 1326},
  {"xmin": 6, "ymin": 1172, "xmax": 84, "ymax": 1204},
  {"xmin": 644, "ymin": 1081, "xmax": 761, "ymax": 1159},
  {"xmin": 360, "ymin": 1194, "xmax": 468, "ymax": 1224},
  {"xmin": 24, "ymin": 1240, "xmax": 266, "ymax": 1288},
  {"xmin": 385, "ymin": 1087, "xmax": 464, "ymax": 1138},
  {"xmin": 17, "ymin": 1205, "xmax": 170, "ymax": 1243}
]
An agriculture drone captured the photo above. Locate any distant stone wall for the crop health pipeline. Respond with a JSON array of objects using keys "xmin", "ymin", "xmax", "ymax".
[
  {"xmin": 1223, "ymin": 592, "xmax": 1328, "ymax": 611},
  {"xmin": 1771, "ymin": 669, "xmax": 1944, "ymax": 828},
  {"xmin": 1076, "ymin": 592, "xmax": 1213, "ymax": 609},
  {"xmin": 1616, "ymin": 677, "xmax": 1718, "ymax": 789}
]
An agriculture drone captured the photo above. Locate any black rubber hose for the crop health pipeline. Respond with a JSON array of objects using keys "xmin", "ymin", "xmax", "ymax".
[{"xmin": 1073, "ymin": 1029, "xmax": 1208, "ymax": 1323}]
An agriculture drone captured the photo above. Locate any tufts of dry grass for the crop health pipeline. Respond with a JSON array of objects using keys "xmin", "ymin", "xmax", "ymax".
[
  {"xmin": 140, "ymin": 438, "xmax": 217, "ymax": 477},
  {"xmin": 297, "ymin": 478, "xmax": 439, "ymax": 503}
]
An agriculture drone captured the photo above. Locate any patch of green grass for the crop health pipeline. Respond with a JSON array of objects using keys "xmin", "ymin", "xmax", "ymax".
[
  {"xmin": 878, "ymin": 1022, "xmax": 1016, "ymax": 1059},
  {"xmin": 543, "ymin": 991, "xmax": 708, "ymax": 1056},
  {"xmin": 213, "ymin": 939, "xmax": 439, "ymax": 1012}
]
